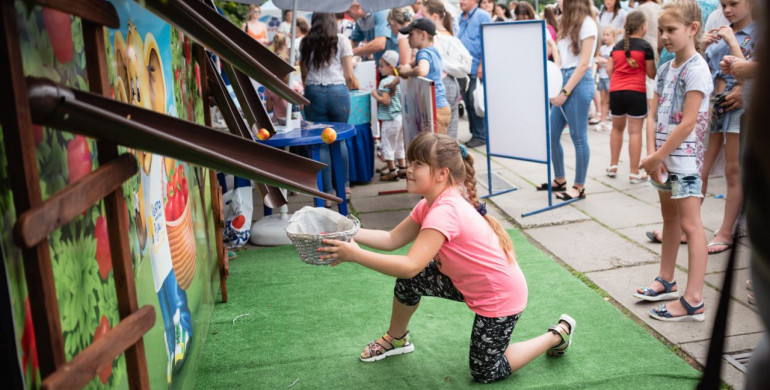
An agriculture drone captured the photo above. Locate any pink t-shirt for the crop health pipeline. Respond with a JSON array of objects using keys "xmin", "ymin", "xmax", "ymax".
[{"xmin": 410, "ymin": 188, "xmax": 527, "ymax": 317}]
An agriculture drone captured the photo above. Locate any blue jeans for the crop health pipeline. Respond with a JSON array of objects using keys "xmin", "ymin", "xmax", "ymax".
[
  {"xmin": 304, "ymin": 84, "xmax": 350, "ymax": 193},
  {"xmin": 463, "ymin": 75, "xmax": 486, "ymax": 141},
  {"xmin": 549, "ymin": 68, "xmax": 594, "ymax": 185}
]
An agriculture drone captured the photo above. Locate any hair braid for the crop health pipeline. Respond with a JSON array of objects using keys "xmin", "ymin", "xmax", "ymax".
[
  {"xmin": 462, "ymin": 153, "xmax": 516, "ymax": 264},
  {"xmin": 623, "ymin": 10, "xmax": 647, "ymax": 68}
]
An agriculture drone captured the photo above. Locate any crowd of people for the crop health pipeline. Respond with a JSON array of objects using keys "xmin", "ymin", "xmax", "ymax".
[{"xmin": 239, "ymin": 0, "xmax": 759, "ymax": 384}]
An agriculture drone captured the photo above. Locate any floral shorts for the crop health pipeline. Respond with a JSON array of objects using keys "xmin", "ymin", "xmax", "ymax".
[
  {"xmin": 394, "ymin": 261, "xmax": 522, "ymax": 383},
  {"xmin": 649, "ymin": 172, "xmax": 703, "ymax": 199}
]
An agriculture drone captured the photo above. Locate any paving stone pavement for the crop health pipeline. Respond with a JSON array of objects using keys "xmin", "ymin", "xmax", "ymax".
[{"xmin": 252, "ymin": 116, "xmax": 764, "ymax": 389}]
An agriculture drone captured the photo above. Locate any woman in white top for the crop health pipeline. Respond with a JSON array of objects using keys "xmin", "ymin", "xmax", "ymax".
[
  {"xmin": 421, "ymin": 0, "xmax": 472, "ymax": 139},
  {"xmin": 599, "ymin": 0, "xmax": 628, "ymax": 39},
  {"xmin": 537, "ymin": 0, "xmax": 597, "ymax": 201},
  {"xmin": 300, "ymin": 13, "xmax": 357, "ymax": 198}
]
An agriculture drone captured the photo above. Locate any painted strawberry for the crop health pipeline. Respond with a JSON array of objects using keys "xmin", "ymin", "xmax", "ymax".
[
  {"xmin": 95, "ymin": 216, "xmax": 112, "ymax": 280},
  {"xmin": 93, "ymin": 315, "xmax": 112, "ymax": 384},
  {"xmin": 21, "ymin": 298, "xmax": 39, "ymax": 381},
  {"xmin": 66, "ymin": 135, "xmax": 92, "ymax": 183},
  {"xmin": 41, "ymin": 8, "xmax": 74, "ymax": 63},
  {"xmin": 231, "ymin": 215, "xmax": 246, "ymax": 230}
]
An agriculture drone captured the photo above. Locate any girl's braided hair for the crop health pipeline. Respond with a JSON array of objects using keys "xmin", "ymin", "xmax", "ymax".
[{"xmin": 623, "ymin": 11, "xmax": 647, "ymax": 68}]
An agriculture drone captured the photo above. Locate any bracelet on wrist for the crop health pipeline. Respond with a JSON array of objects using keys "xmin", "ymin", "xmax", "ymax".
[{"xmin": 561, "ymin": 88, "xmax": 571, "ymax": 96}]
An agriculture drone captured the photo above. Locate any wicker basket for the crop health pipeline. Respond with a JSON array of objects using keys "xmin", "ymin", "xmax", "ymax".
[{"xmin": 285, "ymin": 207, "xmax": 360, "ymax": 265}]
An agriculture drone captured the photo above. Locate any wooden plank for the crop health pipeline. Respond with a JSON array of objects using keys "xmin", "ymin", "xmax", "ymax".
[
  {"xmin": 210, "ymin": 169, "xmax": 228, "ymax": 303},
  {"xmin": 35, "ymin": 0, "xmax": 119, "ymax": 28},
  {"xmin": 14, "ymin": 154, "xmax": 137, "ymax": 248},
  {"xmin": 82, "ymin": 19, "xmax": 150, "ymax": 390},
  {"xmin": 40, "ymin": 305, "xmax": 156, "ymax": 390},
  {"xmin": 0, "ymin": 1, "xmax": 65, "ymax": 376}
]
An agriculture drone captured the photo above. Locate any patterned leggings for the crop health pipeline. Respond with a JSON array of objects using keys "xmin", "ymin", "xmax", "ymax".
[{"xmin": 394, "ymin": 261, "xmax": 522, "ymax": 384}]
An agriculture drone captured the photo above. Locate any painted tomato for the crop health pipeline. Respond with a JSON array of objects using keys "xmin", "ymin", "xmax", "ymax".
[
  {"xmin": 41, "ymin": 8, "xmax": 74, "ymax": 63},
  {"xmin": 66, "ymin": 135, "xmax": 91, "ymax": 183},
  {"xmin": 93, "ymin": 315, "xmax": 112, "ymax": 384},
  {"xmin": 94, "ymin": 216, "xmax": 112, "ymax": 280}
]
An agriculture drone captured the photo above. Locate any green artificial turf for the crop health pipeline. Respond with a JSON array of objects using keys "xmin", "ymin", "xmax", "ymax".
[{"xmin": 195, "ymin": 230, "xmax": 700, "ymax": 389}]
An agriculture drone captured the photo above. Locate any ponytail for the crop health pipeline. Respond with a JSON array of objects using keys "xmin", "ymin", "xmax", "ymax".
[{"xmin": 462, "ymin": 153, "xmax": 516, "ymax": 264}]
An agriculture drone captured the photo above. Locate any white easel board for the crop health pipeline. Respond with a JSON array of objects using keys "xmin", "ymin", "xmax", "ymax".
[{"xmin": 482, "ymin": 21, "xmax": 550, "ymax": 163}]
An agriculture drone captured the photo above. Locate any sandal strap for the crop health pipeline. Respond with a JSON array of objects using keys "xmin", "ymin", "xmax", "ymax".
[
  {"xmin": 547, "ymin": 324, "xmax": 569, "ymax": 349},
  {"xmin": 654, "ymin": 276, "xmax": 676, "ymax": 292},
  {"xmin": 678, "ymin": 296, "xmax": 704, "ymax": 315}
]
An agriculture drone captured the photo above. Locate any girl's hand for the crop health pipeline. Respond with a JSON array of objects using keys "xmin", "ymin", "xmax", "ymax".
[
  {"xmin": 720, "ymin": 55, "xmax": 739, "ymax": 75},
  {"xmin": 550, "ymin": 92, "xmax": 567, "ymax": 107},
  {"xmin": 722, "ymin": 85, "xmax": 743, "ymax": 111},
  {"xmin": 716, "ymin": 26, "xmax": 737, "ymax": 45},
  {"xmin": 640, "ymin": 153, "xmax": 663, "ymax": 180},
  {"xmin": 649, "ymin": 164, "xmax": 669, "ymax": 184},
  {"xmin": 702, "ymin": 29, "xmax": 720, "ymax": 47},
  {"xmin": 318, "ymin": 238, "xmax": 361, "ymax": 266}
]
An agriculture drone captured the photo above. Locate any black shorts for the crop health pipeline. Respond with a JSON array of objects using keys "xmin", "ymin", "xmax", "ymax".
[{"xmin": 609, "ymin": 90, "xmax": 648, "ymax": 118}]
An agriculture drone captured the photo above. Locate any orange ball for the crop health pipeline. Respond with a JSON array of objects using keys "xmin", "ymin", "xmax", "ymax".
[
  {"xmin": 321, "ymin": 127, "xmax": 337, "ymax": 144},
  {"xmin": 256, "ymin": 128, "xmax": 270, "ymax": 140}
]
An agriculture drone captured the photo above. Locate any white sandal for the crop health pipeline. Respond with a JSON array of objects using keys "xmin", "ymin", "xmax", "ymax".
[
  {"xmin": 629, "ymin": 172, "xmax": 648, "ymax": 184},
  {"xmin": 606, "ymin": 165, "xmax": 618, "ymax": 178}
]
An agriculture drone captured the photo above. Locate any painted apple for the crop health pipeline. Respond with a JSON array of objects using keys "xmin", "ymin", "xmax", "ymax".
[{"xmin": 321, "ymin": 128, "xmax": 337, "ymax": 144}]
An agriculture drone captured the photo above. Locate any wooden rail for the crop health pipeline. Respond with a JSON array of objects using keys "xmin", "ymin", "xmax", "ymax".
[
  {"xmin": 40, "ymin": 306, "xmax": 155, "ymax": 390},
  {"xmin": 13, "ymin": 154, "xmax": 138, "ymax": 248}
]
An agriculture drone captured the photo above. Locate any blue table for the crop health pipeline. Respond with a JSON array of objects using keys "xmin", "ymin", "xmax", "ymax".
[{"xmin": 258, "ymin": 123, "xmax": 356, "ymax": 215}]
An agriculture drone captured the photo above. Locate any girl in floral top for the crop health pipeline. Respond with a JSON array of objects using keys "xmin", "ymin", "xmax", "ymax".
[{"xmin": 635, "ymin": 0, "xmax": 713, "ymax": 322}]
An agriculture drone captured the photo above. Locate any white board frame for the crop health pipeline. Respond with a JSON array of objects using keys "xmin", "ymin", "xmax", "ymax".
[
  {"xmin": 481, "ymin": 20, "xmax": 550, "ymax": 164},
  {"xmin": 481, "ymin": 20, "xmax": 578, "ymax": 216}
]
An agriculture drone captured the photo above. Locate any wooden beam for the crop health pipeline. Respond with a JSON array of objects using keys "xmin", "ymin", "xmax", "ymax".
[
  {"xmin": 210, "ymin": 170, "xmax": 228, "ymax": 302},
  {"xmin": 14, "ymin": 154, "xmax": 137, "ymax": 248},
  {"xmin": 82, "ymin": 19, "xmax": 150, "ymax": 390},
  {"xmin": 0, "ymin": 1, "xmax": 65, "ymax": 376},
  {"xmin": 40, "ymin": 305, "xmax": 156, "ymax": 390},
  {"xmin": 35, "ymin": 0, "xmax": 119, "ymax": 28}
]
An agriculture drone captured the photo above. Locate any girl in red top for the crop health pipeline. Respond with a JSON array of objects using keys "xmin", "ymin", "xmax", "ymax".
[{"xmin": 606, "ymin": 11, "xmax": 656, "ymax": 183}]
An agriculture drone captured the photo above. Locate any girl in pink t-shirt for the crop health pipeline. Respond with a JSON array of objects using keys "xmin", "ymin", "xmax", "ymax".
[{"xmin": 319, "ymin": 133, "xmax": 576, "ymax": 383}]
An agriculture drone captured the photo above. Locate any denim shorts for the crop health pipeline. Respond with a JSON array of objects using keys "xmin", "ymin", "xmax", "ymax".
[
  {"xmin": 597, "ymin": 77, "xmax": 610, "ymax": 91},
  {"xmin": 649, "ymin": 172, "xmax": 703, "ymax": 199}
]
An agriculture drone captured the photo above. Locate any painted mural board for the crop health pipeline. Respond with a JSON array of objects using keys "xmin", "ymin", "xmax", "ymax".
[{"xmin": 1, "ymin": 1, "xmax": 220, "ymax": 388}]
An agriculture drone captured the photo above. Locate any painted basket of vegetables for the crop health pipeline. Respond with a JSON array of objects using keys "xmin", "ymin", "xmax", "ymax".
[{"xmin": 165, "ymin": 166, "xmax": 196, "ymax": 289}]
